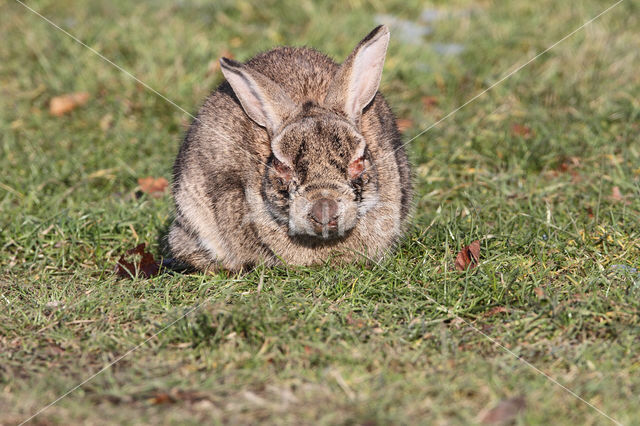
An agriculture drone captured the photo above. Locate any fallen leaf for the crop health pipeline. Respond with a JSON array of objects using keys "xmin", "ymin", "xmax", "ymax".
[
  {"xmin": 114, "ymin": 243, "xmax": 160, "ymax": 279},
  {"xmin": 585, "ymin": 206, "xmax": 595, "ymax": 218},
  {"xmin": 455, "ymin": 240, "xmax": 480, "ymax": 271},
  {"xmin": 138, "ymin": 176, "xmax": 169, "ymax": 198},
  {"xmin": 49, "ymin": 92, "xmax": 90, "ymax": 116},
  {"xmin": 485, "ymin": 306, "xmax": 508, "ymax": 317},
  {"xmin": 549, "ymin": 156, "xmax": 581, "ymax": 182},
  {"xmin": 150, "ymin": 392, "xmax": 174, "ymax": 405},
  {"xmin": 421, "ymin": 95, "xmax": 439, "ymax": 111},
  {"xmin": 511, "ymin": 123, "xmax": 533, "ymax": 138},
  {"xmin": 397, "ymin": 118, "xmax": 414, "ymax": 132},
  {"xmin": 557, "ymin": 156, "xmax": 580, "ymax": 172},
  {"xmin": 147, "ymin": 389, "xmax": 210, "ymax": 406},
  {"xmin": 479, "ymin": 396, "xmax": 526, "ymax": 424}
]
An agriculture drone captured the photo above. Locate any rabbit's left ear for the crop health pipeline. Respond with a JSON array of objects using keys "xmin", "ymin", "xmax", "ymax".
[
  {"xmin": 220, "ymin": 58, "xmax": 297, "ymax": 136},
  {"xmin": 324, "ymin": 25, "xmax": 390, "ymax": 124}
]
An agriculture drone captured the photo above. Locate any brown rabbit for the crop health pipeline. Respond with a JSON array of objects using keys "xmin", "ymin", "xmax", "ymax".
[{"xmin": 168, "ymin": 25, "xmax": 412, "ymax": 272}]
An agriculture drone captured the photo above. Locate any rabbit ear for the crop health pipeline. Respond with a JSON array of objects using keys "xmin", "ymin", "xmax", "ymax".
[
  {"xmin": 220, "ymin": 58, "xmax": 296, "ymax": 135},
  {"xmin": 324, "ymin": 25, "xmax": 390, "ymax": 124}
]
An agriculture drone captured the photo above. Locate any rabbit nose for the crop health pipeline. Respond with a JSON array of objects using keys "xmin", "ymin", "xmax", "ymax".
[{"xmin": 309, "ymin": 198, "xmax": 339, "ymax": 225}]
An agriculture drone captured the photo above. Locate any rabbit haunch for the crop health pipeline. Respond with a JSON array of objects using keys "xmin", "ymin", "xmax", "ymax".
[{"xmin": 169, "ymin": 25, "xmax": 412, "ymax": 271}]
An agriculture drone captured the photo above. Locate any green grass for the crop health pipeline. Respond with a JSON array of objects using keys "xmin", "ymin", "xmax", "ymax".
[{"xmin": 1, "ymin": 0, "xmax": 639, "ymax": 424}]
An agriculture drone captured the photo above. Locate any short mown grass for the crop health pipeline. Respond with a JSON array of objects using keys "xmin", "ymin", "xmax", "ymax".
[{"xmin": 1, "ymin": 0, "xmax": 639, "ymax": 424}]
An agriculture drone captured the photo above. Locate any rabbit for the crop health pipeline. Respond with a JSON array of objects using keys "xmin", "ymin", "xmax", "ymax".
[{"xmin": 168, "ymin": 25, "xmax": 412, "ymax": 272}]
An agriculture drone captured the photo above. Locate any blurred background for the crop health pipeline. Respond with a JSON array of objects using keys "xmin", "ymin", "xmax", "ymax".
[{"xmin": 2, "ymin": 0, "xmax": 638, "ymax": 211}]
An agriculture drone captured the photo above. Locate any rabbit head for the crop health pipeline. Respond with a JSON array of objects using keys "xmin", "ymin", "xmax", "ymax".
[{"xmin": 220, "ymin": 26, "xmax": 390, "ymax": 241}]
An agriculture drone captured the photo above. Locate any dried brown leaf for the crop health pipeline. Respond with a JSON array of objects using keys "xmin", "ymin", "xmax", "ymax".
[
  {"xmin": 455, "ymin": 240, "xmax": 480, "ymax": 271},
  {"xmin": 511, "ymin": 123, "xmax": 534, "ymax": 139},
  {"xmin": 138, "ymin": 176, "xmax": 169, "ymax": 198},
  {"xmin": 557, "ymin": 156, "xmax": 580, "ymax": 172},
  {"xmin": 421, "ymin": 95, "xmax": 439, "ymax": 111},
  {"xmin": 150, "ymin": 392, "xmax": 174, "ymax": 405},
  {"xmin": 49, "ymin": 92, "xmax": 90, "ymax": 116},
  {"xmin": 149, "ymin": 389, "xmax": 209, "ymax": 405},
  {"xmin": 114, "ymin": 243, "xmax": 160, "ymax": 279},
  {"xmin": 585, "ymin": 206, "xmax": 595, "ymax": 218},
  {"xmin": 552, "ymin": 156, "xmax": 581, "ymax": 183},
  {"xmin": 485, "ymin": 306, "xmax": 508, "ymax": 317}
]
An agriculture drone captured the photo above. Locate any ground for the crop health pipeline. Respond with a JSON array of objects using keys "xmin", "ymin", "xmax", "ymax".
[{"xmin": 1, "ymin": 0, "xmax": 639, "ymax": 424}]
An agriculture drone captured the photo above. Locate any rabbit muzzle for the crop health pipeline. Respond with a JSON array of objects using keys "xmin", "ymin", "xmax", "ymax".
[
  {"xmin": 308, "ymin": 198, "xmax": 339, "ymax": 237},
  {"xmin": 288, "ymin": 187, "xmax": 358, "ymax": 240}
]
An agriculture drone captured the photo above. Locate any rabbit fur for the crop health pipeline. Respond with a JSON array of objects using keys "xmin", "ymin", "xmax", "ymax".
[{"xmin": 169, "ymin": 25, "xmax": 412, "ymax": 272}]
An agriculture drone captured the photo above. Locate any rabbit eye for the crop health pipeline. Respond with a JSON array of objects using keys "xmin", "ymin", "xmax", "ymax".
[
  {"xmin": 273, "ymin": 157, "xmax": 293, "ymax": 183},
  {"xmin": 348, "ymin": 156, "xmax": 365, "ymax": 180}
]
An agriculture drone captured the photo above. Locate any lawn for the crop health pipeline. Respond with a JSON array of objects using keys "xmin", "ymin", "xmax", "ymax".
[{"xmin": 1, "ymin": 0, "xmax": 639, "ymax": 424}]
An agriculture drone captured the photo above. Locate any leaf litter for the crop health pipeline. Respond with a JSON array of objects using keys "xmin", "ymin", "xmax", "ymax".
[
  {"xmin": 114, "ymin": 243, "xmax": 161, "ymax": 279},
  {"xmin": 49, "ymin": 92, "xmax": 90, "ymax": 116},
  {"xmin": 138, "ymin": 176, "xmax": 169, "ymax": 198},
  {"xmin": 455, "ymin": 240, "xmax": 480, "ymax": 271}
]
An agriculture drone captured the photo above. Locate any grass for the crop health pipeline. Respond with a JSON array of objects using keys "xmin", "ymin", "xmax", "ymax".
[{"xmin": 1, "ymin": 0, "xmax": 639, "ymax": 424}]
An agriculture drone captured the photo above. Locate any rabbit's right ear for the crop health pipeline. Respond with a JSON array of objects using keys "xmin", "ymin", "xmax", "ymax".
[
  {"xmin": 220, "ymin": 58, "xmax": 296, "ymax": 135},
  {"xmin": 324, "ymin": 25, "xmax": 390, "ymax": 124}
]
